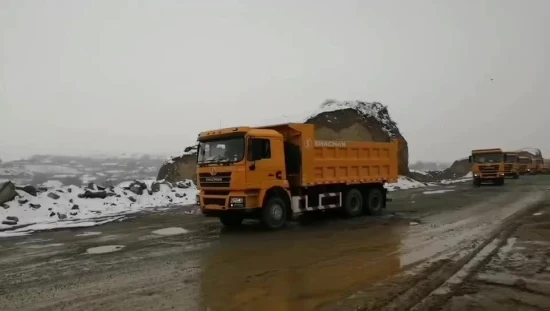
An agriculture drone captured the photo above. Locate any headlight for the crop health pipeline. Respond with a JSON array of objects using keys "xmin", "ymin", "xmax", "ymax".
[{"xmin": 230, "ymin": 197, "xmax": 244, "ymax": 204}]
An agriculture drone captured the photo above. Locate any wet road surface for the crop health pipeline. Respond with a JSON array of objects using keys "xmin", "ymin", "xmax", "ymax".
[{"xmin": 1, "ymin": 176, "xmax": 549, "ymax": 311}]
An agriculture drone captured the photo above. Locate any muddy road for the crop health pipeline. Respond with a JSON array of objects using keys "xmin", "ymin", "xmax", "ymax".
[{"xmin": 1, "ymin": 176, "xmax": 549, "ymax": 311}]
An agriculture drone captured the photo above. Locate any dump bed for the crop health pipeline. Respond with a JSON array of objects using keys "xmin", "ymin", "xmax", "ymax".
[{"xmin": 259, "ymin": 123, "xmax": 399, "ymax": 187}]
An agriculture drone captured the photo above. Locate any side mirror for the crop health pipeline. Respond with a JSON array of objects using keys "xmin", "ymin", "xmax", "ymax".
[{"xmin": 468, "ymin": 156, "xmax": 472, "ymax": 163}]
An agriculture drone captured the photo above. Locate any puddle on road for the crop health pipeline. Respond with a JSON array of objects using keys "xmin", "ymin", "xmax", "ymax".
[
  {"xmin": 423, "ymin": 189, "xmax": 455, "ymax": 195},
  {"xmin": 152, "ymin": 227, "xmax": 189, "ymax": 236},
  {"xmin": 197, "ymin": 222, "xmax": 407, "ymax": 311},
  {"xmin": 86, "ymin": 245, "xmax": 125, "ymax": 254},
  {"xmin": 75, "ymin": 231, "xmax": 102, "ymax": 237}
]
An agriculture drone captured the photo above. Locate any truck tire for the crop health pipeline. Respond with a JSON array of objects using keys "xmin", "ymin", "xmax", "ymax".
[
  {"xmin": 344, "ymin": 188, "xmax": 363, "ymax": 217},
  {"xmin": 496, "ymin": 178, "xmax": 505, "ymax": 186},
  {"xmin": 261, "ymin": 196, "xmax": 287, "ymax": 230},
  {"xmin": 365, "ymin": 187, "xmax": 384, "ymax": 216},
  {"xmin": 473, "ymin": 179, "xmax": 481, "ymax": 187},
  {"xmin": 219, "ymin": 214, "xmax": 244, "ymax": 227}
]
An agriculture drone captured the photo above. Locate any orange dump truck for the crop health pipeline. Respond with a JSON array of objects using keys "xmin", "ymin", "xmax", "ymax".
[
  {"xmin": 518, "ymin": 156, "xmax": 532, "ymax": 175},
  {"xmin": 192, "ymin": 123, "xmax": 399, "ymax": 229},
  {"xmin": 469, "ymin": 148, "xmax": 506, "ymax": 186}
]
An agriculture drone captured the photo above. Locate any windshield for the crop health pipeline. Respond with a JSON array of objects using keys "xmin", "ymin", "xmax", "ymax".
[
  {"xmin": 472, "ymin": 153, "xmax": 502, "ymax": 163},
  {"xmin": 519, "ymin": 157, "xmax": 532, "ymax": 164},
  {"xmin": 505, "ymin": 155, "xmax": 518, "ymax": 163},
  {"xmin": 197, "ymin": 137, "xmax": 245, "ymax": 164}
]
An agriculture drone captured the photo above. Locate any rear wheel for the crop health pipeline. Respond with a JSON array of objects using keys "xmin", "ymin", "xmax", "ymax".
[
  {"xmin": 343, "ymin": 188, "xmax": 363, "ymax": 217},
  {"xmin": 219, "ymin": 213, "xmax": 244, "ymax": 227},
  {"xmin": 261, "ymin": 196, "xmax": 287, "ymax": 230},
  {"xmin": 365, "ymin": 187, "xmax": 384, "ymax": 215}
]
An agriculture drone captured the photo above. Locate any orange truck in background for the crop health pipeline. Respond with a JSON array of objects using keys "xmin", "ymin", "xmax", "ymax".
[
  {"xmin": 518, "ymin": 156, "xmax": 532, "ymax": 175},
  {"xmin": 503, "ymin": 151, "xmax": 520, "ymax": 179},
  {"xmin": 542, "ymin": 159, "xmax": 550, "ymax": 174},
  {"xmin": 469, "ymin": 148, "xmax": 506, "ymax": 186},
  {"xmin": 190, "ymin": 123, "xmax": 399, "ymax": 229}
]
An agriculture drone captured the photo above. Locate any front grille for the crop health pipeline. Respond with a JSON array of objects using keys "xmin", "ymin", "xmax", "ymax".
[
  {"xmin": 519, "ymin": 165, "xmax": 527, "ymax": 171},
  {"xmin": 479, "ymin": 164, "xmax": 499, "ymax": 176},
  {"xmin": 199, "ymin": 172, "xmax": 231, "ymax": 188},
  {"xmin": 504, "ymin": 164, "xmax": 513, "ymax": 173}
]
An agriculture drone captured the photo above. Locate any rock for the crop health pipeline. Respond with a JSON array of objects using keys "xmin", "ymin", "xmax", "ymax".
[
  {"xmin": 111, "ymin": 203, "xmax": 117, "ymax": 206},
  {"xmin": 147, "ymin": 189, "xmax": 153, "ymax": 195},
  {"xmin": 128, "ymin": 196, "xmax": 136, "ymax": 203},
  {"xmin": 17, "ymin": 185, "xmax": 37, "ymax": 196},
  {"xmin": 70, "ymin": 211, "xmax": 78, "ymax": 216},
  {"xmin": 106, "ymin": 192, "xmax": 116, "ymax": 197},
  {"xmin": 37, "ymin": 186, "xmax": 49, "ymax": 192},
  {"xmin": 71, "ymin": 204, "xmax": 79, "ymax": 210},
  {"xmin": 176, "ymin": 181, "xmax": 192, "ymax": 189},
  {"xmin": 87, "ymin": 182, "xmax": 98, "ymax": 190},
  {"xmin": 2, "ymin": 220, "xmax": 17, "ymax": 226},
  {"xmin": 96, "ymin": 185, "xmax": 106, "ymax": 191},
  {"xmin": 57, "ymin": 213, "xmax": 67, "ymax": 220},
  {"xmin": 56, "ymin": 189, "xmax": 65, "ymax": 193},
  {"xmin": 18, "ymin": 198, "xmax": 28, "ymax": 205},
  {"xmin": 49, "ymin": 212, "xmax": 56, "ymax": 217},
  {"xmin": 0, "ymin": 181, "xmax": 17, "ymax": 205},
  {"xmin": 67, "ymin": 188, "xmax": 72, "ymax": 193},
  {"xmin": 69, "ymin": 199, "xmax": 73, "ymax": 203},
  {"xmin": 6, "ymin": 216, "xmax": 19, "ymax": 222},
  {"xmin": 175, "ymin": 193, "xmax": 185, "ymax": 198},
  {"xmin": 80, "ymin": 190, "xmax": 108, "ymax": 199},
  {"xmin": 157, "ymin": 154, "xmax": 198, "ymax": 184},
  {"xmin": 129, "ymin": 185, "xmax": 143, "ymax": 195},
  {"xmin": 47, "ymin": 192, "xmax": 61, "ymax": 200},
  {"xmin": 48, "ymin": 207, "xmax": 52, "ymax": 210},
  {"xmin": 2, "ymin": 203, "xmax": 9, "ymax": 209},
  {"xmin": 30, "ymin": 203, "xmax": 41, "ymax": 209}
]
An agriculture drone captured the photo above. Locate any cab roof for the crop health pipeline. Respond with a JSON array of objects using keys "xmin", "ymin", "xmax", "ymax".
[
  {"xmin": 197, "ymin": 126, "xmax": 283, "ymax": 140},
  {"xmin": 471, "ymin": 148, "xmax": 502, "ymax": 154}
]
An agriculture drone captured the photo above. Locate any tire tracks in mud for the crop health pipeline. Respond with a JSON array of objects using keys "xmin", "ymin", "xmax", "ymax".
[{"xmin": 376, "ymin": 191, "xmax": 549, "ymax": 311}]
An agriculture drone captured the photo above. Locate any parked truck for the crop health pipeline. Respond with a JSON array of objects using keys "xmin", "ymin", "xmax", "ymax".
[
  {"xmin": 503, "ymin": 151, "xmax": 520, "ymax": 179},
  {"xmin": 518, "ymin": 156, "xmax": 532, "ymax": 175},
  {"xmin": 191, "ymin": 123, "xmax": 399, "ymax": 229},
  {"xmin": 469, "ymin": 148, "xmax": 506, "ymax": 186}
]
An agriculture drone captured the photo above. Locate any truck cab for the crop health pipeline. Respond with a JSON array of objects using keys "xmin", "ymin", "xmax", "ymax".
[
  {"xmin": 194, "ymin": 126, "xmax": 290, "ymax": 228},
  {"xmin": 518, "ymin": 156, "xmax": 532, "ymax": 175},
  {"xmin": 469, "ymin": 148, "xmax": 506, "ymax": 186}
]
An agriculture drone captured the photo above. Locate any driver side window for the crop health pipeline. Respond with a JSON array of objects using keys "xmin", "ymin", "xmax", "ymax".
[{"xmin": 248, "ymin": 138, "xmax": 271, "ymax": 161}]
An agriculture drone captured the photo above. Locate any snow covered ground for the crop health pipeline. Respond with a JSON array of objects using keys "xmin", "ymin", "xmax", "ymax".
[{"xmin": 0, "ymin": 180, "xmax": 198, "ymax": 237}]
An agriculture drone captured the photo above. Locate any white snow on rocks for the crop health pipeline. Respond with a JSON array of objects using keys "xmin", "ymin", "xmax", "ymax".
[{"xmin": 0, "ymin": 179, "xmax": 198, "ymax": 237}]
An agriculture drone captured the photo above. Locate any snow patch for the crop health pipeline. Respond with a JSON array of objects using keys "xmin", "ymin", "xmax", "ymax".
[
  {"xmin": 423, "ymin": 189, "xmax": 455, "ymax": 195},
  {"xmin": 152, "ymin": 227, "xmax": 189, "ymax": 236},
  {"xmin": 385, "ymin": 176, "xmax": 427, "ymax": 191}
]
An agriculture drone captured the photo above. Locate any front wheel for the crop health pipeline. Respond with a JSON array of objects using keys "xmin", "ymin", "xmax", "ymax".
[
  {"xmin": 219, "ymin": 214, "xmax": 244, "ymax": 227},
  {"xmin": 261, "ymin": 196, "xmax": 287, "ymax": 230}
]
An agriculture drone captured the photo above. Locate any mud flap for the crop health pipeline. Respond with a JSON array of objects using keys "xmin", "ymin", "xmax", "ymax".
[{"xmin": 383, "ymin": 188, "xmax": 391, "ymax": 206}]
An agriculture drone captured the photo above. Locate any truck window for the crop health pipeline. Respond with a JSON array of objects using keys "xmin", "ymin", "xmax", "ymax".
[{"xmin": 247, "ymin": 138, "xmax": 271, "ymax": 160}]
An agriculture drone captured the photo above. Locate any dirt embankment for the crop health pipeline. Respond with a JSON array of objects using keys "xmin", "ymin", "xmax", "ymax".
[{"xmin": 158, "ymin": 100, "xmax": 410, "ymax": 183}]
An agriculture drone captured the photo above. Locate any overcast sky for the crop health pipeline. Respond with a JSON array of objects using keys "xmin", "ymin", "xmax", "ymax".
[{"xmin": 1, "ymin": 0, "xmax": 549, "ymax": 162}]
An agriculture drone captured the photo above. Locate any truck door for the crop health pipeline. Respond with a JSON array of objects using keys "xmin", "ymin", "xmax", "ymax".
[{"xmin": 247, "ymin": 137, "xmax": 285, "ymax": 189}]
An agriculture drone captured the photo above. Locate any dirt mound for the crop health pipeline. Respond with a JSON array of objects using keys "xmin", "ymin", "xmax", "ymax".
[
  {"xmin": 158, "ymin": 100, "xmax": 409, "ymax": 182},
  {"xmin": 157, "ymin": 153, "xmax": 197, "ymax": 183},
  {"xmin": 305, "ymin": 100, "xmax": 409, "ymax": 174}
]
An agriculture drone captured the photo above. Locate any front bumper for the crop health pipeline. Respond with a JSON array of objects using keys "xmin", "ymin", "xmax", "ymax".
[
  {"xmin": 473, "ymin": 172, "xmax": 505, "ymax": 179},
  {"xmin": 199, "ymin": 191, "xmax": 261, "ymax": 211}
]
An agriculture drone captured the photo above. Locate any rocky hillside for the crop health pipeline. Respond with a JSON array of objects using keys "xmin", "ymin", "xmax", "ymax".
[
  {"xmin": 158, "ymin": 99, "xmax": 410, "ymax": 182},
  {"xmin": 0, "ymin": 154, "xmax": 166, "ymax": 187}
]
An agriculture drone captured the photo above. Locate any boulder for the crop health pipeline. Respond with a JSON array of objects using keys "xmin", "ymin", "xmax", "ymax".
[
  {"xmin": 78, "ymin": 190, "xmax": 108, "ymax": 199},
  {"xmin": 157, "ymin": 153, "xmax": 197, "ymax": 184},
  {"xmin": 0, "ymin": 181, "xmax": 17, "ymax": 205},
  {"xmin": 16, "ymin": 185, "xmax": 37, "ymax": 196},
  {"xmin": 47, "ymin": 192, "xmax": 61, "ymax": 200}
]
